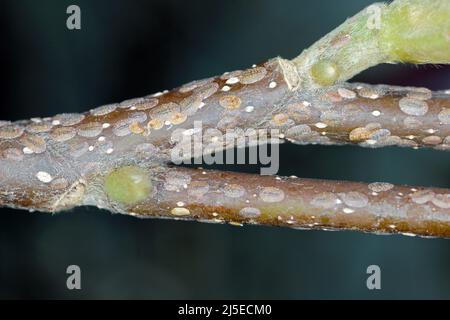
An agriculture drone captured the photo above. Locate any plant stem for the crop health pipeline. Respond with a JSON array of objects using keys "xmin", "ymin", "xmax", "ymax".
[
  {"xmin": 1, "ymin": 0, "xmax": 449, "ymax": 238},
  {"xmin": 292, "ymin": 0, "xmax": 450, "ymax": 87}
]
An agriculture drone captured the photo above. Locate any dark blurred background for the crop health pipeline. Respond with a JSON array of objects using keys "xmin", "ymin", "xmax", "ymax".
[{"xmin": 1, "ymin": 0, "xmax": 449, "ymax": 299}]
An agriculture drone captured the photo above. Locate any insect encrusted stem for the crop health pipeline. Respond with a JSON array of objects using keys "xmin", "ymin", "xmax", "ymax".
[
  {"xmin": 0, "ymin": 0, "xmax": 449, "ymax": 238},
  {"xmin": 97, "ymin": 166, "xmax": 450, "ymax": 238}
]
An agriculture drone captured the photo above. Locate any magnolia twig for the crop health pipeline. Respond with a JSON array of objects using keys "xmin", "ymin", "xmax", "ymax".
[
  {"xmin": 293, "ymin": 0, "xmax": 450, "ymax": 87},
  {"xmin": 94, "ymin": 166, "xmax": 450, "ymax": 238},
  {"xmin": 1, "ymin": 0, "xmax": 449, "ymax": 238}
]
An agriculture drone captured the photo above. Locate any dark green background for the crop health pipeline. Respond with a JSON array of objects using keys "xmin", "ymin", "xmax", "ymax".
[{"xmin": 1, "ymin": 0, "xmax": 449, "ymax": 299}]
